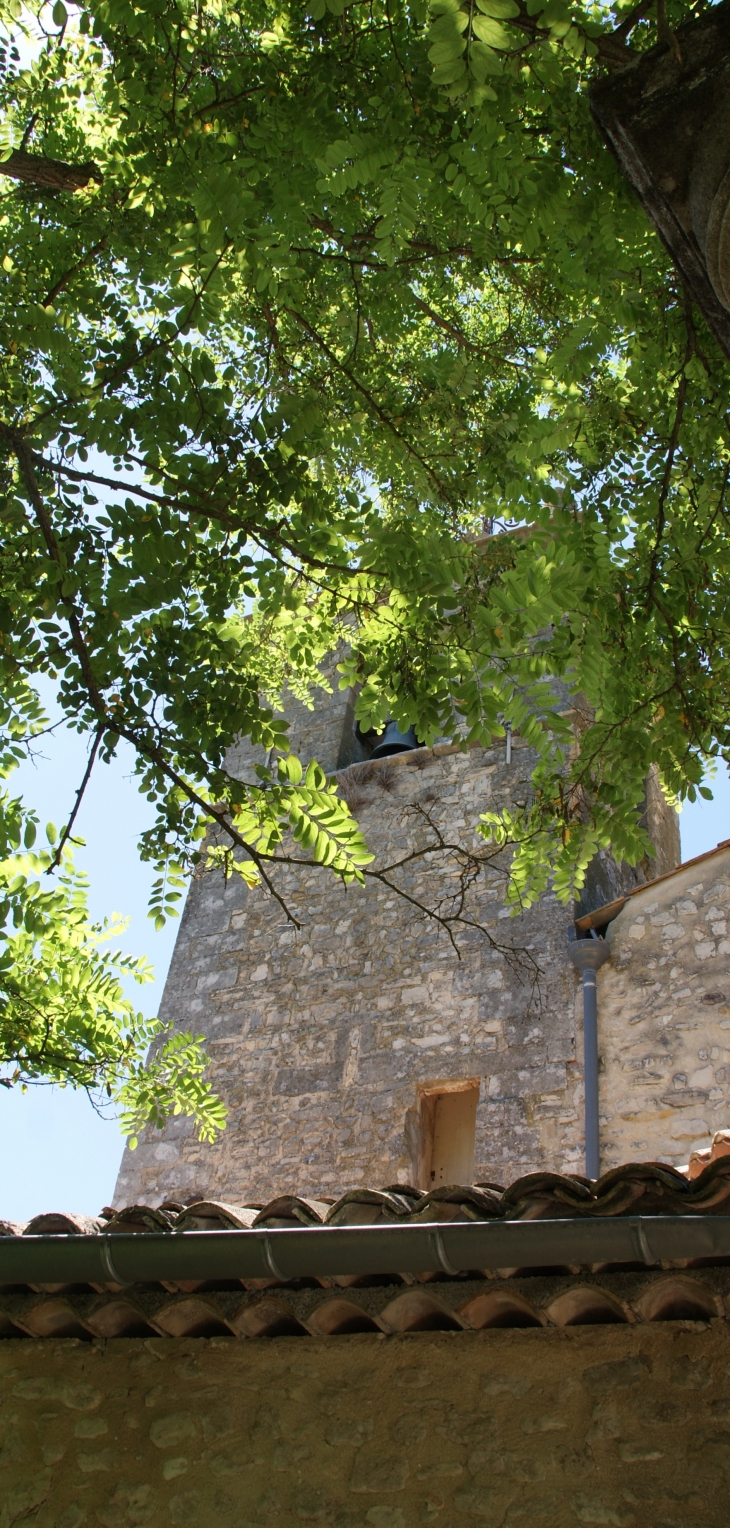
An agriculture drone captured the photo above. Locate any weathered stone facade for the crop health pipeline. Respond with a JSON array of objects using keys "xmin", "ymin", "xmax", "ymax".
[
  {"xmin": 115, "ymin": 735, "xmax": 585, "ymax": 1205},
  {"xmin": 599, "ymin": 844, "xmax": 730, "ymax": 1169},
  {"xmin": 2, "ymin": 1323, "xmax": 730, "ymax": 1528},
  {"xmin": 114, "ymin": 672, "xmax": 683, "ymax": 1208}
]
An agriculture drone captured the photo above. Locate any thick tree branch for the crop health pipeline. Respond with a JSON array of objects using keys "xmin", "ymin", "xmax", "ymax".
[{"xmin": 0, "ymin": 150, "xmax": 102, "ymax": 193}]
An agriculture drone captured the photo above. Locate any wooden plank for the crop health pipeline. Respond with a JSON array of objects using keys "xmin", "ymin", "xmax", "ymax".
[{"xmin": 575, "ymin": 898, "xmax": 628, "ymax": 934}]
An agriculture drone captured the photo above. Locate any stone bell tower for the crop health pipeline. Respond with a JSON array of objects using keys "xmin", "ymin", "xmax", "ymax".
[{"xmin": 113, "ymin": 662, "xmax": 679, "ymax": 1208}]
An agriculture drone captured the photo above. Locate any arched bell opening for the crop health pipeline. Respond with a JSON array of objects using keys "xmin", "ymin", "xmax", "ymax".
[{"xmin": 355, "ymin": 718, "xmax": 422, "ymax": 760}]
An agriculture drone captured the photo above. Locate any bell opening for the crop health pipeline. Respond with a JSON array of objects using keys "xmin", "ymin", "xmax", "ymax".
[
  {"xmin": 368, "ymin": 721, "xmax": 421, "ymax": 760},
  {"xmin": 354, "ymin": 718, "xmax": 421, "ymax": 760}
]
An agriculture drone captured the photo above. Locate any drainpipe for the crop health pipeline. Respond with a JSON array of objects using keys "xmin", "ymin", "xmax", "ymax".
[{"xmin": 568, "ymin": 936, "xmax": 611, "ymax": 1180}]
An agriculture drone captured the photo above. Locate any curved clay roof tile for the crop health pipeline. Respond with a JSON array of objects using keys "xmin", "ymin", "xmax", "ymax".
[
  {"xmin": 325, "ymin": 1189, "xmax": 420, "ymax": 1225},
  {"xmin": 410, "ymin": 1185, "xmax": 505, "ymax": 1222},
  {"xmin": 103, "ymin": 1205, "xmax": 178, "ymax": 1233},
  {"xmin": 23, "ymin": 1212, "xmax": 104, "ymax": 1236},
  {"xmin": 252, "ymin": 1196, "xmax": 330, "ymax": 1227},
  {"xmin": 500, "ymin": 1173, "xmax": 594, "ymax": 1220},
  {"xmin": 174, "ymin": 1201, "xmax": 259, "ymax": 1231},
  {"xmin": 591, "ymin": 1163, "xmax": 693, "ymax": 1217},
  {"xmin": 683, "ymin": 1154, "xmax": 730, "ymax": 1210}
]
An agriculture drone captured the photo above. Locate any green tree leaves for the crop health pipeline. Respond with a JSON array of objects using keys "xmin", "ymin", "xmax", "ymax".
[
  {"xmin": 227, "ymin": 756, "xmax": 375, "ymax": 884},
  {"xmin": 0, "ymin": 827, "xmax": 224, "ymax": 1144},
  {"xmin": 470, "ymin": 15, "xmax": 511, "ymax": 48},
  {"xmin": 0, "ymin": 0, "xmax": 727, "ymax": 1110}
]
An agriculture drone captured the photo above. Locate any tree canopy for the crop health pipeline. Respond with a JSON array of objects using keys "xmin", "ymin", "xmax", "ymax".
[{"xmin": 0, "ymin": 0, "xmax": 728, "ymax": 1137}]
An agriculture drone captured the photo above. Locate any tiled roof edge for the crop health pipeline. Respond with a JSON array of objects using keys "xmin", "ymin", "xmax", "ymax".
[
  {"xmin": 3, "ymin": 1214, "xmax": 730, "ymax": 1287},
  {"xmin": 575, "ymin": 837, "xmax": 730, "ymax": 933}
]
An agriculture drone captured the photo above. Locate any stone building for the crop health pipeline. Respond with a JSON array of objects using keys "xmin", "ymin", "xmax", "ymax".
[
  {"xmin": 113, "ymin": 669, "xmax": 692, "ymax": 1210},
  {"xmin": 590, "ymin": 841, "xmax": 730, "ymax": 1168}
]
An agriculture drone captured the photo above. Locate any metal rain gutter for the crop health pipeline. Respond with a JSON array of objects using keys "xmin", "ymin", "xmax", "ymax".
[
  {"xmin": 569, "ymin": 938, "xmax": 611, "ymax": 1179},
  {"xmin": 2, "ymin": 1217, "xmax": 730, "ymax": 1287}
]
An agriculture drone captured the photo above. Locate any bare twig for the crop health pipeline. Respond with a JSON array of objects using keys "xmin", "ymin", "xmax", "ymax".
[
  {"xmin": 43, "ymin": 236, "xmax": 108, "ymax": 309},
  {"xmin": 47, "ymin": 723, "xmax": 103, "ymax": 872},
  {"xmin": 286, "ymin": 307, "xmax": 449, "ymax": 500}
]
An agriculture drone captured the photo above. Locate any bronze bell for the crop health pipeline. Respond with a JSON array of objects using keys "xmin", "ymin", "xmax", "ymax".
[{"xmin": 370, "ymin": 721, "xmax": 420, "ymax": 758}]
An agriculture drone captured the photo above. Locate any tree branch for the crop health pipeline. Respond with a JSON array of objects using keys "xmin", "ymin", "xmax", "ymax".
[
  {"xmin": 47, "ymin": 724, "xmax": 103, "ymax": 873},
  {"xmin": 43, "ymin": 236, "xmax": 108, "ymax": 309},
  {"xmin": 0, "ymin": 150, "xmax": 102, "ymax": 193},
  {"xmin": 30, "ymin": 450, "xmax": 386, "ymax": 579},
  {"xmin": 645, "ymin": 294, "xmax": 694, "ymax": 606},
  {"xmin": 2, "ymin": 430, "xmax": 107, "ymax": 712},
  {"xmin": 409, "ymin": 291, "xmax": 521, "ymax": 371},
  {"xmin": 286, "ymin": 306, "xmax": 449, "ymax": 500}
]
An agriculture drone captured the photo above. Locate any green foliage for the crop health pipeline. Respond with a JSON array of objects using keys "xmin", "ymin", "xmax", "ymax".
[
  {"xmin": 0, "ymin": 0, "xmax": 726, "ymax": 1119},
  {"xmin": 0, "ymin": 817, "xmax": 224, "ymax": 1145}
]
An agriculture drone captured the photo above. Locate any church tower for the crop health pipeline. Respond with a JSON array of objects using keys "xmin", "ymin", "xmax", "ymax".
[{"xmin": 113, "ymin": 665, "xmax": 680, "ymax": 1208}]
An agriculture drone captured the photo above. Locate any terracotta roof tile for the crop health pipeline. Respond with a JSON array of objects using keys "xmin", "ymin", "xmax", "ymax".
[
  {"xmin": 2, "ymin": 1262, "xmax": 730, "ymax": 1339},
  {"xmin": 11, "ymin": 1159, "xmax": 730, "ymax": 1243},
  {"xmin": 5, "ymin": 1160, "xmax": 730, "ymax": 1339},
  {"xmin": 688, "ymin": 1128, "xmax": 730, "ymax": 1179},
  {"xmin": 175, "ymin": 1201, "xmax": 259, "ymax": 1231},
  {"xmin": 251, "ymin": 1196, "xmax": 331, "ymax": 1227},
  {"xmin": 325, "ymin": 1189, "xmax": 422, "ymax": 1225},
  {"xmin": 103, "ymin": 1204, "xmax": 177, "ymax": 1233},
  {"xmin": 23, "ymin": 1212, "xmax": 102, "ymax": 1236},
  {"xmin": 409, "ymin": 1186, "xmax": 504, "ymax": 1222}
]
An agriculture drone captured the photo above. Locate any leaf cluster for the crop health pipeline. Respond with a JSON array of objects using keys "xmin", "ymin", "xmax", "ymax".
[{"xmin": 0, "ymin": 0, "xmax": 727, "ymax": 1120}]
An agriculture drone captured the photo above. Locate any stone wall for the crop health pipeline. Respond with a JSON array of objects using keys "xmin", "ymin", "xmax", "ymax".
[
  {"xmin": 2, "ymin": 1324, "xmax": 729, "ymax": 1528},
  {"xmin": 113, "ymin": 668, "xmax": 682, "ymax": 1208},
  {"xmin": 598, "ymin": 845, "xmax": 730, "ymax": 1169},
  {"xmin": 115, "ymin": 730, "xmax": 584, "ymax": 1208},
  {"xmin": 575, "ymin": 765, "xmax": 681, "ymax": 921}
]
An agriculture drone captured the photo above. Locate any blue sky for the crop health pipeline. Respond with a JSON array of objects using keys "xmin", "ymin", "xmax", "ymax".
[{"xmin": 1, "ymin": 717, "xmax": 728, "ymax": 1222}]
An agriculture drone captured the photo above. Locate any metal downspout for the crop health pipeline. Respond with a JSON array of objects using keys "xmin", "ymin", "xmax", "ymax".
[{"xmin": 569, "ymin": 936, "xmax": 611, "ymax": 1179}]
